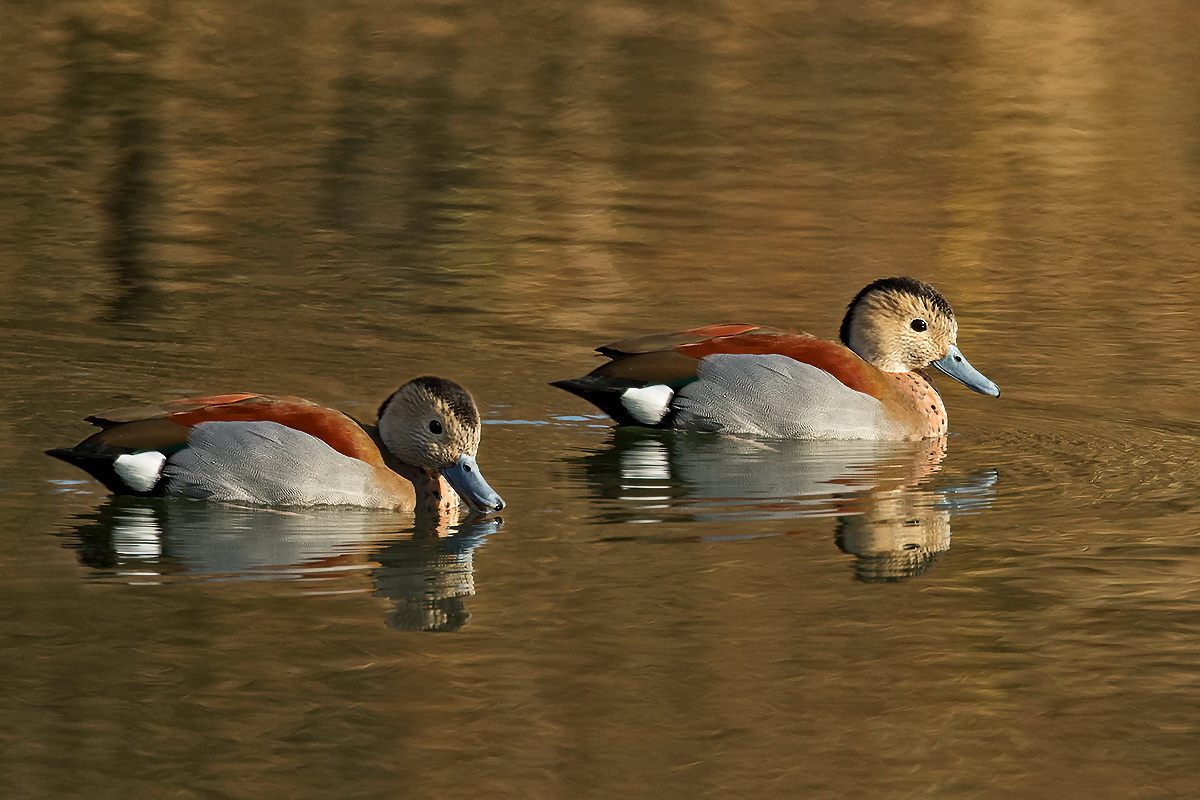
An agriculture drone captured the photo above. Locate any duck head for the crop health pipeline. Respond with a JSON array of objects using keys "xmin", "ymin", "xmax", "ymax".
[
  {"xmin": 377, "ymin": 377, "xmax": 505, "ymax": 512},
  {"xmin": 839, "ymin": 277, "xmax": 999, "ymax": 397}
]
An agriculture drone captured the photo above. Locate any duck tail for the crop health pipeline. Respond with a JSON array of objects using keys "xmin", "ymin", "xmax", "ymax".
[
  {"xmin": 45, "ymin": 445, "xmax": 162, "ymax": 497},
  {"xmin": 550, "ymin": 376, "xmax": 662, "ymax": 427}
]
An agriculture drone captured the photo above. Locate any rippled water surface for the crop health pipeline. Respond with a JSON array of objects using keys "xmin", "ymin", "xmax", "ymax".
[{"xmin": 4, "ymin": 1, "xmax": 1200, "ymax": 797}]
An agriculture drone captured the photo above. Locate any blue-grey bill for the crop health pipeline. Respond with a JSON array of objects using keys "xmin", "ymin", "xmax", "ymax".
[
  {"xmin": 931, "ymin": 345, "xmax": 1000, "ymax": 397},
  {"xmin": 442, "ymin": 453, "xmax": 505, "ymax": 513}
]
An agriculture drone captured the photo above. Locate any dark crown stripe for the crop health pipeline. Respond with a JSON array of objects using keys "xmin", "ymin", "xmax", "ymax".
[
  {"xmin": 381, "ymin": 376, "xmax": 480, "ymax": 426},
  {"xmin": 838, "ymin": 277, "xmax": 953, "ymax": 345}
]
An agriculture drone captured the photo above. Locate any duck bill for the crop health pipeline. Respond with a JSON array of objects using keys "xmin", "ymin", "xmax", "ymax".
[
  {"xmin": 931, "ymin": 345, "xmax": 1000, "ymax": 397},
  {"xmin": 441, "ymin": 453, "xmax": 505, "ymax": 513}
]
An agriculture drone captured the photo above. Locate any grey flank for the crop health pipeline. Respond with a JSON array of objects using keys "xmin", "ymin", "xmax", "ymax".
[{"xmin": 672, "ymin": 354, "xmax": 895, "ymax": 439}]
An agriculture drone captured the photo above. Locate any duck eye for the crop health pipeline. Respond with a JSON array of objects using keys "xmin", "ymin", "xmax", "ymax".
[
  {"xmin": 428, "ymin": 420, "xmax": 443, "ymax": 435},
  {"xmin": 910, "ymin": 319, "xmax": 928, "ymax": 332}
]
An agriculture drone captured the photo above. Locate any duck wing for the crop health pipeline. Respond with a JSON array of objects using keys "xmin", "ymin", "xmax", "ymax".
[
  {"xmin": 554, "ymin": 326, "xmax": 903, "ymax": 431},
  {"xmin": 47, "ymin": 393, "xmax": 385, "ymax": 496}
]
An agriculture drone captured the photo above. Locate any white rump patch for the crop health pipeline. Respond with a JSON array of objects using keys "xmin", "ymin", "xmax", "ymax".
[
  {"xmin": 621, "ymin": 384, "xmax": 674, "ymax": 425},
  {"xmin": 114, "ymin": 451, "xmax": 167, "ymax": 492}
]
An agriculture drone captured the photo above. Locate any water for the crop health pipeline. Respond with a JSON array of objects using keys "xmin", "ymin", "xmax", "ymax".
[{"xmin": 3, "ymin": 1, "xmax": 1200, "ymax": 797}]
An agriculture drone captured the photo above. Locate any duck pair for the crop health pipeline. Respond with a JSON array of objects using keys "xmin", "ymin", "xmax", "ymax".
[{"xmin": 49, "ymin": 277, "xmax": 997, "ymax": 513}]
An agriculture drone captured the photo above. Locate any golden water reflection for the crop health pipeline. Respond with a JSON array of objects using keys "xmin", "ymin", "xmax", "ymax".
[
  {"xmin": 4, "ymin": 0, "xmax": 1200, "ymax": 796},
  {"xmin": 575, "ymin": 432, "xmax": 996, "ymax": 581},
  {"xmin": 59, "ymin": 499, "xmax": 498, "ymax": 632}
]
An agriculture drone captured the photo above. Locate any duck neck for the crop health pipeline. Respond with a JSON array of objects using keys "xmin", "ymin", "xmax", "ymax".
[
  {"xmin": 391, "ymin": 463, "xmax": 460, "ymax": 522},
  {"xmin": 846, "ymin": 326, "xmax": 908, "ymax": 372},
  {"xmin": 367, "ymin": 423, "xmax": 460, "ymax": 523},
  {"xmin": 883, "ymin": 370, "xmax": 947, "ymax": 438}
]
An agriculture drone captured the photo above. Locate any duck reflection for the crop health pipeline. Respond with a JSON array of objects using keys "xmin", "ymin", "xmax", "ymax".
[
  {"xmin": 57, "ymin": 498, "xmax": 498, "ymax": 631},
  {"xmin": 834, "ymin": 492, "xmax": 952, "ymax": 582},
  {"xmin": 574, "ymin": 431, "xmax": 996, "ymax": 582},
  {"xmin": 371, "ymin": 531, "xmax": 487, "ymax": 632}
]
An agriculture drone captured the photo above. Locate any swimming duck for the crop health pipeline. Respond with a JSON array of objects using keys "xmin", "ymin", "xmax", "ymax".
[
  {"xmin": 47, "ymin": 376, "xmax": 505, "ymax": 514},
  {"xmin": 552, "ymin": 277, "xmax": 999, "ymax": 440}
]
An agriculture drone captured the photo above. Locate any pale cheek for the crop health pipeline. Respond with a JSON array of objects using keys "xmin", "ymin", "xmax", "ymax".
[
  {"xmin": 395, "ymin": 432, "xmax": 440, "ymax": 468},
  {"xmin": 427, "ymin": 439, "xmax": 453, "ymax": 468},
  {"xmin": 919, "ymin": 339, "xmax": 943, "ymax": 364},
  {"xmin": 902, "ymin": 334, "xmax": 930, "ymax": 364}
]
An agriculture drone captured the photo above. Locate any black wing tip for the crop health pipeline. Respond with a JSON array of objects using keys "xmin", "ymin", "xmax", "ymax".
[
  {"xmin": 45, "ymin": 445, "xmax": 160, "ymax": 497},
  {"xmin": 551, "ymin": 376, "xmax": 661, "ymax": 428},
  {"xmin": 46, "ymin": 442, "xmax": 129, "ymax": 459},
  {"xmin": 550, "ymin": 375, "xmax": 642, "ymax": 396},
  {"xmin": 549, "ymin": 377, "xmax": 589, "ymax": 395},
  {"xmin": 45, "ymin": 447, "xmax": 77, "ymax": 462}
]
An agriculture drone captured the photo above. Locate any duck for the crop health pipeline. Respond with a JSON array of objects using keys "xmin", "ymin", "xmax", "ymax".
[
  {"xmin": 47, "ymin": 376, "xmax": 505, "ymax": 514},
  {"xmin": 551, "ymin": 277, "xmax": 999, "ymax": 440}
]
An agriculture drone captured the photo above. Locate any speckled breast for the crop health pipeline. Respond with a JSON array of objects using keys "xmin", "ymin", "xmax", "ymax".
[{"xmin": 883, "ymin": 371, "xmax": 947, "ymax": 439}]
